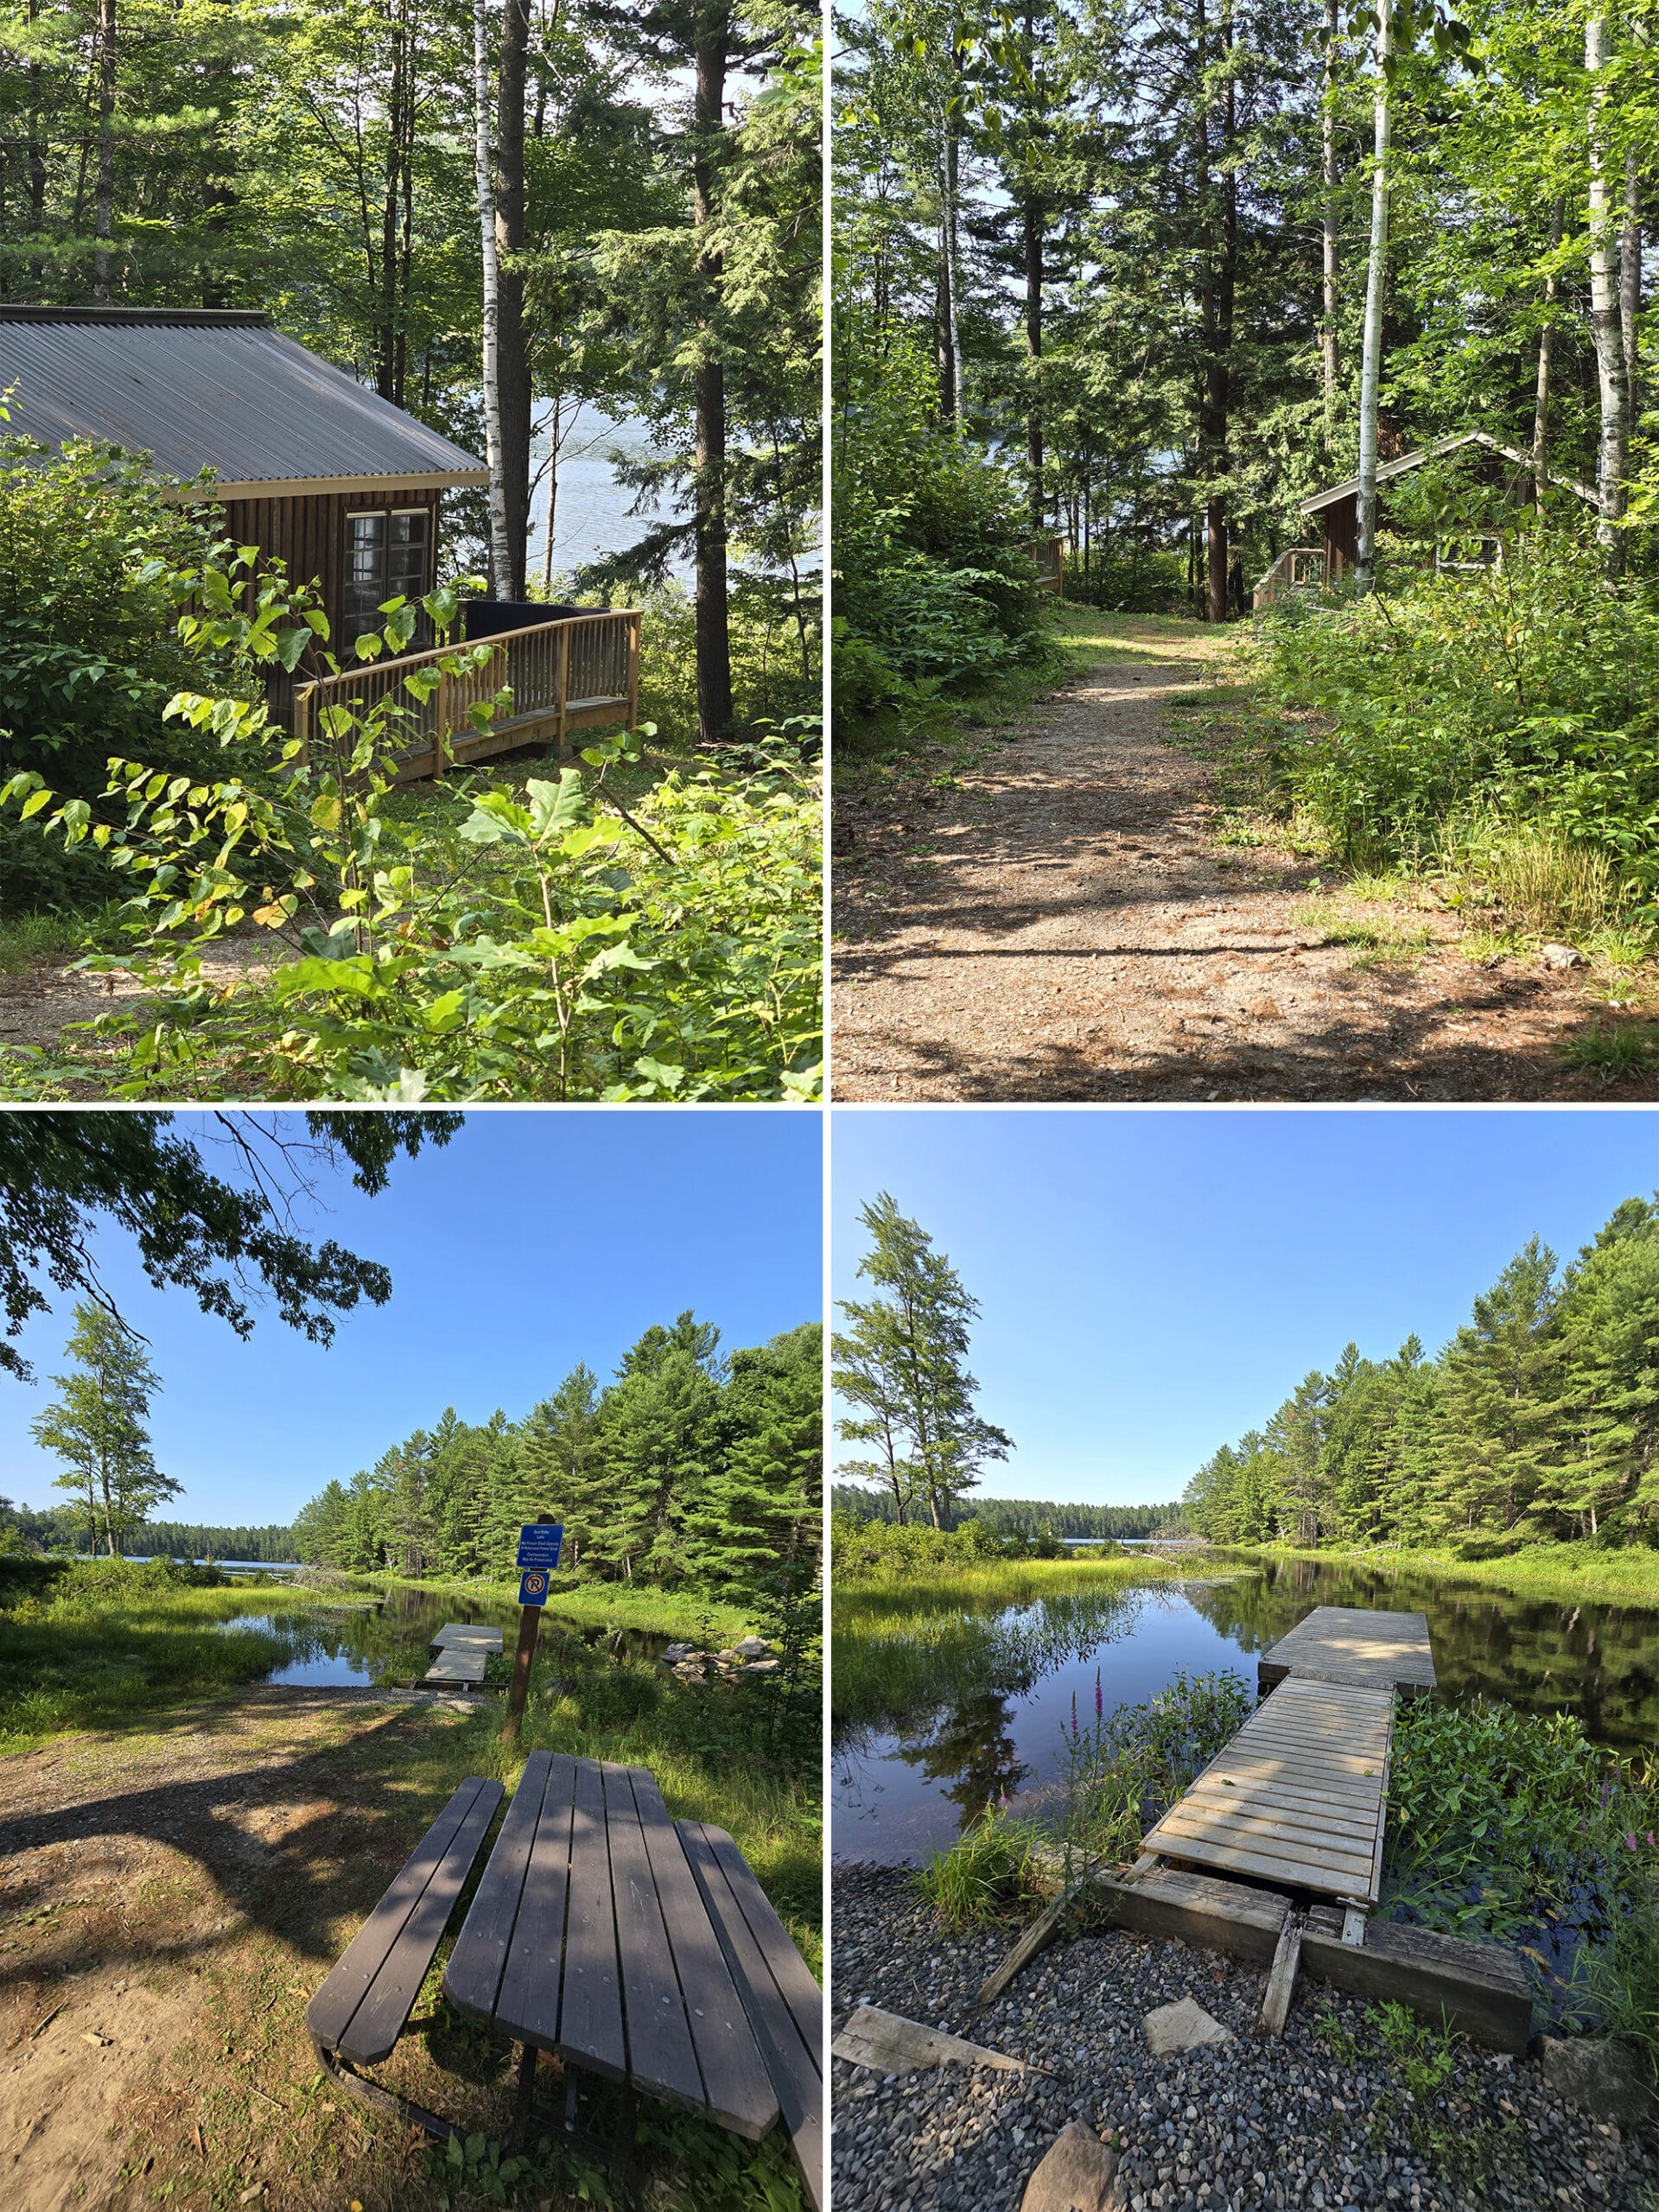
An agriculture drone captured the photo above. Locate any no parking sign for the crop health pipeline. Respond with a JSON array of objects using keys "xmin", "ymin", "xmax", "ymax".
[{"xmin": 518, "ymin": 1568, "xmax": 550, "ymax": 1607}]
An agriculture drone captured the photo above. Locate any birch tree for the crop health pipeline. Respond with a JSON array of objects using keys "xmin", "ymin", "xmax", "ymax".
[
  {"xmin": 1585, "ymin": 10, "xmax": 1628, "ymax": 567},
  {"xmin": 1354, "ymin": 0, "xmax": 1395, "ymax": 593},
  {"xmin": 474, "ymin": 0, "xmax": 514, "ymax": 592}
]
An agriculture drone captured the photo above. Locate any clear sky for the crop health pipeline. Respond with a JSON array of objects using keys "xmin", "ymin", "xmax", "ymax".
[
  {"xmin": 3, "ymin": 1109, "xmax": 823, "ymax": 1529},
  {"xmin": 830, "ymin": 1108, "xmax": 1658, "ymax": 1508}
]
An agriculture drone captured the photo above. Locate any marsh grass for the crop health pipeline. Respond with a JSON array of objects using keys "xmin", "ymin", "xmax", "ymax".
[
  {"xmin": 365, "ymin": 1571, "xmax": 757, "ymax": 1649},
  {"xmin": 1230, "ymin": 1541, "xmax": 1659, "ymax": 1610},
  {"xmin": 0, "ymin": 1562, "xmax": 343, "ymax": 1752}
]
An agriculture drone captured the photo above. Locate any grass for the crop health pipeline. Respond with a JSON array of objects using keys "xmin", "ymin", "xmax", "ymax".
[
  {"xmin": 0, "ymin": 1565, "xmax": 355, "ymax": 1754},
  {"xmin": 0, "ymin": 899, "xmax": 129, "ymax": 975},
  {"xmin": 834, "ymin": 1550, "xmax": 1181, "ymax": 1604},
  {"xmin": 1558, "ymin": 1021, "xmax": 1659, "ymax": 1081},
  {"xmin": 914, "ymin": 1805, "xmax": 1044, "ymax": 1929},
  {"xmin": 1230, "ymin": 1541, "xmax": 1659, "ymax": 1609},
  {"xmin": 363, "ymin": 1571, "xmax": 759, "ymax": 1649}
]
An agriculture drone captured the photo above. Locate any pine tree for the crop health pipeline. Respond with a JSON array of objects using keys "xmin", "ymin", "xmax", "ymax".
[
  {"xmin": 682, "ymin": 1323, "xmax": 822, "ymax": 1586},
  {"xmin": 29, "ymin": 1301, "xmax": 178, "ymax": 1555},
  {"xmin": 518, "ymin": 1363, "xmax": 604, "ymax": 1565}
]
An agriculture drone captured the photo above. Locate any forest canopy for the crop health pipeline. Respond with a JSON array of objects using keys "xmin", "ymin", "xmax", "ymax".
[
  {"xmin": 1181, "ymin": 1194, "xmax": 1659, "ymax": 1549},
  {"xmin": 290, "ymin": 1312, "xmax": 823, "ymax": 1592}
]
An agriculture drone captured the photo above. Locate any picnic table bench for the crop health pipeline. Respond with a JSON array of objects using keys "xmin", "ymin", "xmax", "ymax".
[{"xmin": 305, "ymin": 1752, "xmax": 822, "ymax": 2206}]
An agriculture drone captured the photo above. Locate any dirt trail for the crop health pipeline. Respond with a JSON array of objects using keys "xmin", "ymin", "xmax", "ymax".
[
  {"xmin": 0, "ymin": 1687, "xmax": 475, "ymax": 2212},
  {"xmin": 832, "ymin": 633, "xmax": 1659, "ymax": 1101}
]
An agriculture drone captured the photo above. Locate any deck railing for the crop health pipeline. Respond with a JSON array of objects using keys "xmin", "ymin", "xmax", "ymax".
[
  {"xmin": 290, "ymin": 608, "xmax": 640, "ymax": 783},
  {"xmin": 1251, "ymin": 546, "xmax": 1325, "ymax": 611}
]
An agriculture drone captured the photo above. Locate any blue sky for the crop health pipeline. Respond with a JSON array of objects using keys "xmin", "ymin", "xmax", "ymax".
[
  {"xmin": 3, "ymin": 1110, "xmax": 822, "ymax": 1529},
  {"xmin": 830, "ymin": 1109, "xmax": 1658, "ymax": 1507}
]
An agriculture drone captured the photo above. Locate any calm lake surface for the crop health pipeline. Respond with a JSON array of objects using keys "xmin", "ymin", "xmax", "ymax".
[
  {"xmin": 831, "ymin": 1554, "xmax": 1659, "ymax": 1862},
  {"xmin": 219, "ymin": 1583, "xmax": 664, "ymax": 1688}
]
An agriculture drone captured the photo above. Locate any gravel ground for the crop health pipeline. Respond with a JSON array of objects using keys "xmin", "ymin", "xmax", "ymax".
[
  {"xmin": 832, "ymin": 1862, "xmax": 1659, "ymax": 2212},
  {"xmin": 830, "ymin": 632, "xmax": 1658, "ymax": 1102}
]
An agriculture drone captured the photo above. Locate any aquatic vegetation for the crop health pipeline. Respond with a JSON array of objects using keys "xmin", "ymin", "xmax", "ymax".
[
  {"xmin": 1055, "ymin": 1668, "xmax": 1255, "ymax": 1868},
  {"xmin": 1383, "ymin": 1696, "xmax": 1659, "ymax": 2058},
  {"xmin": 914, "ymin": 1803, "xmax": 1046, "ymax": 1929}
]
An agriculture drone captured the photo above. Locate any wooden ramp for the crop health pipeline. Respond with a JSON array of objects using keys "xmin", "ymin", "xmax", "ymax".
[
  {"xmin": 1259, "ymin": 1605, "xmax": 1434, "ymax": 1698},
  {"xmin": 423, "ymin": 1648, "xmax": 488, "ymax": 1687},
  {"xmin": 1142, "ymin": 1676, "xmax": 1393, "ymax": 1905}
]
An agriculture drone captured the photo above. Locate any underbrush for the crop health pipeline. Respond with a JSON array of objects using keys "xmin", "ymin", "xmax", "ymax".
[
  {"xmin": 1248, "ymin": 530, "xmax": 1659, "ymax": 931},
  {"xmin": 1383, "ymin": 1697, "xmax": 1659, "ymax": 2064},
  {"xmin": 365, "ymin": 1571, "xmax": 757, "ymax": 1649}
]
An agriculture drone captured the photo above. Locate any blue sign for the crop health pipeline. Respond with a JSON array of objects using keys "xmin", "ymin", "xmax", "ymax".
[
  {"xmin": 516, "ymin": 1522, "xmax": 563, "ymax": 1569},
  {"xmin": 518, "ymin": 1568, "xmax": 551, "ymax": 1607}
]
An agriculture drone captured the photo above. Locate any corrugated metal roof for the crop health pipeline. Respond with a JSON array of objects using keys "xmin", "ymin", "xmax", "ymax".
[
  {"xmin": 1300, "ymin": 430, "xmax": 1597, "ymax": 515},
  {"xmin": 0, "ymin": 308, "xmax": 487, "ymax": 489}
]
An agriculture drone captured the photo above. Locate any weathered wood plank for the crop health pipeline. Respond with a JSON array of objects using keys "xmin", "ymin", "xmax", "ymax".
[
  {"xmin": 831, "ymin": 2005, "xmax": 1043, "ymax": 2075},
  {"xmin": 307, "ymin": 1778, "xmax": 493, "ymax": 2052},
  {"xmin": 1156, "ymin": 1833, "xmax": 1378, "ymax": 1893},
  {"xmin": 1260, "ymin": 1606, "xmax": 1436, "ymax": 1696},
  {"xmin": 431, "ymin": 1624, "xmax": 504, "ymax": 1651},
  {"xmin": 495, "ymin": 1752, "xmax": 579, "ymax": 2053},
  {"xmin": 444, "ymin": 1751, "xmax": 550, "ymax": 2025},
  {"xmin": 423, "ymin": 1649, "xmax": 487, "ymax": 1686},
  {"xmin": 555, "ymin": 1754, "xmax": 626, "ymax": 2081},
  {"xmin": 1098, "ymin": 1866, "xmax": 1289, "ymax": 1964},
  {"xmin": 1301, "ymin": 1917, "xmax": 1531, "ymax": 2053},
  {"xmin": 340, "ymin": 1780, "xmax": 504, "ymax": 2064},
  {"xmin": 1261, "ymin": 1917, "xmax": 1302, "ymax": 2037},
  {"xmin": 601, "ymin": 1761, "xmax": 703, "ymax": 2113},
  {"xmin": 634, "ymin": 1782, "xmax": 776, "ymax": 2139}
]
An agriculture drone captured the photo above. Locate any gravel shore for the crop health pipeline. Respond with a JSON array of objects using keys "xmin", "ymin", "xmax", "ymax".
[{"xmin": 832, "ymin": 1862, "xmax": 1659, "ymax": 2212}]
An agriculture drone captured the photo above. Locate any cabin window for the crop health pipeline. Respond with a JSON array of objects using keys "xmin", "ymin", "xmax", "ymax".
[{"xmin": 343, "ymin": 507, "xmax": 430, "ymax": 636}]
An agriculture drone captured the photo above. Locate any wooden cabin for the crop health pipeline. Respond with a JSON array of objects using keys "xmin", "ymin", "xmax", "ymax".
[
  {"xmin": 1255, "ymin": 430, "xmax": 1599, "ymax": 607},
  {"xmin": 0, "ymin": 304, "xmax": 490, "ymax": 648},
  {"xmin": 0, "ymin": 306, "xmax": 640, "ymax": 770}
]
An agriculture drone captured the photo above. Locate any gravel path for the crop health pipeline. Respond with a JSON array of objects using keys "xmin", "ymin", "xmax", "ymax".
[
  {"xmin": 832, "ymin": 1863, "xmax": 1659, "ymax": 2212},
  {"xmin": 830, "ymin": 633, "xmax": 1658, "ymax": 1101}
]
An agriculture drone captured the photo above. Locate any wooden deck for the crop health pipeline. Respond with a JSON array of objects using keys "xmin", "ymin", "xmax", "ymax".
[
  {"xmin": 423, "ymin": 1648, "xmax": 489, "ymax": 1687},
  {"xmin": 1142, "ymin": 1676, "xmax": 1394, "ymax": 1905},
  {"xmin": 431, "ymin": 1624, "xmax": 504, "ymax": 1653},
  {"xmin": 1258, "ymin": 1605, "xmax": 1436, "ymax": 1698}
]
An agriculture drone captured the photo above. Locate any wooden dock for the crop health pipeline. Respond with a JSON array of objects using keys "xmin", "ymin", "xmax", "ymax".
[
  {"xmin": 429, "ymin": 1624, "xmax": 504, "ymax": 1653},
  {"xmin": 1142, "ymin": 1676, "xmax": 1393, "ymax": 1904},
  {"xmin": 1258, "ymin": 1605, "xmax": 1435, "ymax": 1698}
]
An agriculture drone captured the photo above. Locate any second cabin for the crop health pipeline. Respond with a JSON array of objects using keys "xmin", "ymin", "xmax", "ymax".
[{"xmin": 1254, "ymin": 429, "xmax": 1599, "ymax": 608}]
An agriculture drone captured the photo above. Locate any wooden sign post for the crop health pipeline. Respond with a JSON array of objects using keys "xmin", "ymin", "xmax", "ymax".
[{"xmin": 503, "ymin": 1515, "xmax": 563, "ymax": 1743}]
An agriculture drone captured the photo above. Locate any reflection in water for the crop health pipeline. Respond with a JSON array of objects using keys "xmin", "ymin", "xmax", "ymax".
[
  {"xmin": 218, "ymin": 1585, "xmax": 665, "ymax": 1688},
  {"xmin": 832, "ymin": 1557, "xmax": 1659, "ymax": 1863}
]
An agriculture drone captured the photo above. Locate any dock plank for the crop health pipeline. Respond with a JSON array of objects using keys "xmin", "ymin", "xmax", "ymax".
[
  {"xmin": 1259, "ymin": 1605, "xmax": 1435, "ymax": 1696},
  {"xmin": 423, "ymin": 1649, "xmax": 487, "ymax": 1686},
  {"xmin": 1144, "ymin": 1674, "xmax": 1393, "ymax": 1904}
]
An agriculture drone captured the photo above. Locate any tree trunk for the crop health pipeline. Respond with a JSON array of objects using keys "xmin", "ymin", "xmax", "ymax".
[
  {"xmin": 26, "ymin": 0, "xmax": 47, "ymax": 285},
  {"xmin": 473, "ymin": 0, "xmax": 512, "ymax": 594},
  {"xmin": 377, "ymin": 1, "xmax": 408, "ymax": 400},
  {"xmin": 1320, "ymin": 0, "xmax": 1339, "ymax": 437},
  {"xmin": 693, "ymin": 16, "xmax": 734, "ymax": 745},
  {"xmin": 1024, "ymin": 197, "xmax": 1043, "ymax": 531},
  {"xmin": 93, "ymin": 0, "xmax": 117, "ymax": 302},
  {"xmin": 1197, "ymin": 0, "xmax": 1236, "ymax": 626},
  {"xmin": 495, "ymin": 0, "xmax": 533, "ymax": 597},
  {"xmin": 542, "ymin": 397, "xmax": 562, "ymax": 591},
  {"xmin": 1586, "ymin": 14, "xmax": 1629, "ymax": 569},
  {"xmin": 1621, "ymin": 143, "xmax": 1641, "ymax": 442},
  {"xmin": 1355, "ymin": 0, "xmax": 1394, "ymax": 592},
  {"xmin": 1533, "ymin": 197, "xmax": 1563, "ymax": 499}
]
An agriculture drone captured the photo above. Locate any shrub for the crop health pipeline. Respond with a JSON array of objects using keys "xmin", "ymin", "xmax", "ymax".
[{"xmin": 1250, "ymin": 527, "xmax": 1659, "ymax": 916}]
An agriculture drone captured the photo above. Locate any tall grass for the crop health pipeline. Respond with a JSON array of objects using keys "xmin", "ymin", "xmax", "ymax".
[{"xmin": 1234, "ymin": 1542, "xmax": 1659, "ymax": 1609}]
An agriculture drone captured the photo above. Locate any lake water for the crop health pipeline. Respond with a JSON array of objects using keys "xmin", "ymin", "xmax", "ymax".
[
  {"xmin": 529, "ymin": 409, "xmax": 688, "ymax": 587},
  {"xmin": 831, "ymin": 1553, "xmax": 1659, "ymax": 1861},
  {"xmin": 218, "ymin": 1583, "xmax": 666, "ymax": 1689}
]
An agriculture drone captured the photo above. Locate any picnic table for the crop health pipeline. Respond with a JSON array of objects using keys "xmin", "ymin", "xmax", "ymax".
[{"xmin": 307, "ymin": 1751, "xmax": 821, "ymax": 2205}]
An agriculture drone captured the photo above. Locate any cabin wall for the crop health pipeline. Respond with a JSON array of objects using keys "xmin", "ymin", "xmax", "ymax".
[
  {"xmin": 214, "ymin": 485, "xmax": 443, "ymax": 647},
  {"xmin": 1322, "ymin": 494, "xmax": 1359, "ymax": 581}
]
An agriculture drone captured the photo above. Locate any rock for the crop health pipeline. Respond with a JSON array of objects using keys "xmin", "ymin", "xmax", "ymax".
[
  {"xmin": 734, "ymin": 1636, "xmax": 771, "ymax": 1656},
  {"xmin": 1142, "ymin": 1996, "xmax": 1233, "ymax": 2056},
  {"xmin": 1020, "ymin": 2122, "xmax": 1125, "ymax": 2212},
  {"xmin": 1539, "ymin": 2037, "xmax": 1659, "ymax": 2126},
  {"xmin": 1540, "ymin": 943, "xmax": 1586, "ymax": 969},
  {"xmin": 659, "ymin": 1642, "xmax": 692, "ymax": 1662},
  {"xmin": 745, "ymin": 1657, "xmax": 783, "ymax": 1674}
]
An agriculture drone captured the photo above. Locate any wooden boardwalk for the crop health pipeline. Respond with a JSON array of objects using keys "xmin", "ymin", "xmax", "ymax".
[
  {"xmin": 1142, "ymin": 1675, "xmax": 1394, "ymax": 1905},
  {"xmin": 1258, "ymin": 1605, "xmax": 1434, "ymax": 1698}
]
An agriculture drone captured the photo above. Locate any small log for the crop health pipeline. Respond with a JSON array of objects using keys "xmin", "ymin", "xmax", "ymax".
[{"xmin": 1260, "ymin": 1916, "xmax": 1302, "ymax": 2037}]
